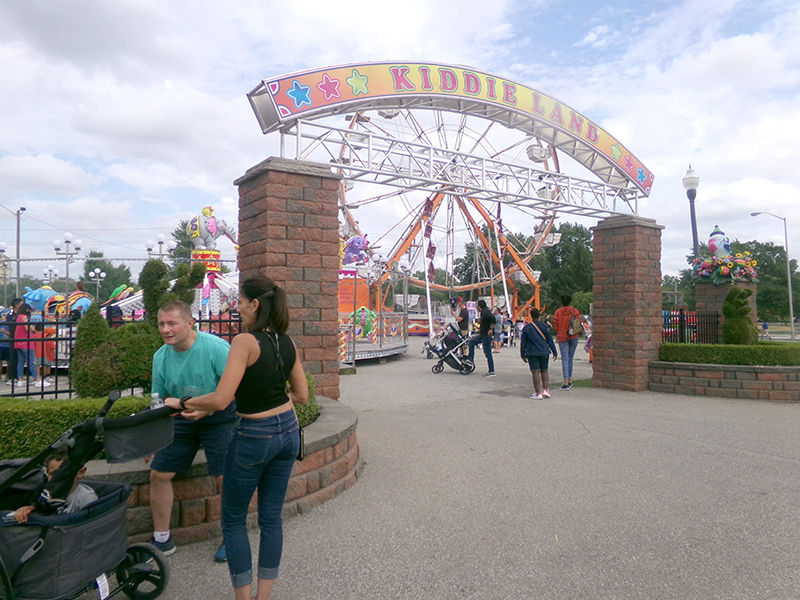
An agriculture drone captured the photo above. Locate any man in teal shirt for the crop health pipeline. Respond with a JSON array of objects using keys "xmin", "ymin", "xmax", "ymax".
[{"xmin": 148, "ymin": 301, "xmax": 233, "ymax": 562}]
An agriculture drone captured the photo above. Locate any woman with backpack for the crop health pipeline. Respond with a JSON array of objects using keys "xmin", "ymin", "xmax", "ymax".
[{"xmin": 552, "ymin": 295, "xmax": 582, "ymax": 390}]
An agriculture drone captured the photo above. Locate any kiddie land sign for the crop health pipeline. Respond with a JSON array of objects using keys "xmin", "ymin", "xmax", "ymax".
[{"xmin": 248, "ymin": 62, "xmax": 653, "ymax": 195}]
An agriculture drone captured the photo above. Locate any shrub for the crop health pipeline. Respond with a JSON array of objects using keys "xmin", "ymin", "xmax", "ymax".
[
  {"xmin": 0, "ymin": 375, "xmax": 320, "ymax": 460},
  {"xmin": 295, "ymin": 371, "xmax": 320, "ymax": 426},
  {"xmin": 722, "ymin": 286, "xmax": 758, "ymax": 345},
  {"xmin": 660, "ymin": 342, "xmax": 800, "ymax": 366},
  {"xmin": 0, "ymin": 395, "xmax": 150, "ymax": 460}
]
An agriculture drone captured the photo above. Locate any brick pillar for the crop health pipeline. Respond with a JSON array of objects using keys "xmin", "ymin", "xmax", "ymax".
[
  {"xmin": 234, "ymin": 157, "xmax": 342, "ymax": 400},
  {"xmin": 592, "ymin": 215, "xmax": 664, "ymax": 391},
  {"xmin": 695, "ymin": 281, "xmax": 758, "ymax": 343}
]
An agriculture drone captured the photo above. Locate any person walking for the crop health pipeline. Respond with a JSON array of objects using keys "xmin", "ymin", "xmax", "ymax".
[
  {"xmin": 466, "ymin": 299, "xmax": 496, "ymax": 377},
  {"xmin": 4, "ymin": 299, "xmax": 22, "ymax": 384},
  {"xmin": 492, "ymin": 306, "xmax": 503, "ymax": 353},
  {"xmin": 553, "ymin": 295, "xmax": 582, "ymax": 390},
  {"xmin": 165, "ymin": 275, "xmax": 308, "ymax": 600},
  {"xmin": 148, "ymin": 301, "xmax": 234, "ymax": 562},
  {"xmin": 451, "ymin": 297, "xmax": 470, "ymax": 354},
  {"xmin": 13, "ymin": 303, "xmax": 49, "ymax": 388},
  {"xmin": 519, "ymin": 308, "xmax": 558, "ymax": 399}
]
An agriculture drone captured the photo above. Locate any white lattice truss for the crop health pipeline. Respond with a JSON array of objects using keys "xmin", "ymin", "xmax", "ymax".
[{"xmin": 279, "ymin": 120, "xmax": 642, "ymax": 219}]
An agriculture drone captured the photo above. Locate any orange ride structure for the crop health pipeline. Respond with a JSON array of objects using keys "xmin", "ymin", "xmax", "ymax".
[{"xmin": 247, "ymin": 62, "xmax": 653, "ymax": 339}]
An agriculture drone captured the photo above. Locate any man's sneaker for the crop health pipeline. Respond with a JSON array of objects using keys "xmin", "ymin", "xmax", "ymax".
[
  {"xmin": 542, "ymin": 389, "xmax": 551, "ymax": 398},
  {"xmin": 214, "ymin": 544, "xmax": 227, "ymax": 563},
  {"xmin": 482, "ymin": 372, "xmax": 496, "ymax": 378},
  {"xmin": 150, "ymin": 535, "xmax": 176, "ymax": 556},
  {"xmin": 530, "ymin": 392, "xmax": 543, "ymax": 399},
  {"xmin": 559, "ymin": 383, "xmax": 570, "ymax": 390}
]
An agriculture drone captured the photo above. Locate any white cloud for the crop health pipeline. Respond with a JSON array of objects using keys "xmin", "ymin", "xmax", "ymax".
[{"xmin": 0, "ymin": 154, "xmax": 101, "ymax": 195}]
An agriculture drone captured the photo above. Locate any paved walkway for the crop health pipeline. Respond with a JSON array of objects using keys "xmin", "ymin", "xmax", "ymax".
[{"xmin": 157, "ymin": 338, "xmax": 800, "ymax": 600}]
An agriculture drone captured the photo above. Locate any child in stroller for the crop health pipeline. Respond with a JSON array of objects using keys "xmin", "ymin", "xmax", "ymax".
[
  {"xmin": 427, "ymin": 324, "xmax": 476, "ymax": 375},
  {"xmin": 9, "ymin": 448, "xmax": 97, "ymax": 524},
  {"xmin": 0, "ymin": 392, "xmax": 177, "ymax": 600}
]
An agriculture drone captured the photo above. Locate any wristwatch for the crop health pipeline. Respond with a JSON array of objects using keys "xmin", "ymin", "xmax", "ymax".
[{"xmin": 179, "ymin": 396, "xmax": 191, "ymax": 410}]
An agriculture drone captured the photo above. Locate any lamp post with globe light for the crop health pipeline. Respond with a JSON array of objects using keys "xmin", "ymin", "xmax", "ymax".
[
  {"xmin": 90, "ymin": 268, "xmax": 106, "ymax": 303},
  {"xmin": 751, "ymin": 211, "xmax": 795, "ymax": 340},
  {"xmin": 42, "ymin": 265, "xmax": 58, "ymax": 285},
  {"xmin": 53, "ymin": 233, "xmax": 83, "ymax": 295},
  {"xmin": 145, "ymin": 234, "xmax": 178, "ymax": 259},
  {"xmin": 683, "ymin": 166, "xmax": 701, "ymax": 259}
]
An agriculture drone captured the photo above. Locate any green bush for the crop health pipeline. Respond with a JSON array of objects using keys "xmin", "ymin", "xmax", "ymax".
[
  {"xmin": 295, "ymin": 371, "xmax": 320, "ymax": 426},
  {"xmin": 0, "ymin": 395, "xmax": 150, "ymax": 460},
  {"xmin": 660, "ymin": 342, "xmax": 800, "ymax": 366},
  {"xmin": 1, "ymin": 372, "xmax": 321, "ymax": 460},
  {"xmin": 722, "ymin": 286, "xmax": 758, "ymax": 345}
]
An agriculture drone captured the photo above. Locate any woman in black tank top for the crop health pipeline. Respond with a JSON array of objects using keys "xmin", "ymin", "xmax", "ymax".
[{"xmin": 166, "ymin": 275, "xmax": 308, "ymax": 600}]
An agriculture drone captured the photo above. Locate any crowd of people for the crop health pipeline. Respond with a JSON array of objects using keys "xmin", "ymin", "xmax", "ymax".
[{"xmin": 451, "ymin": 294, "xmax": 593, "ymax": 396}]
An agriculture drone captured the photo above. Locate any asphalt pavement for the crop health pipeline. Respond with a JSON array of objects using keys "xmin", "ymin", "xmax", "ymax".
[{"xmin": 154, "ymin": 338, "xmax": 800, "ymax": 600}]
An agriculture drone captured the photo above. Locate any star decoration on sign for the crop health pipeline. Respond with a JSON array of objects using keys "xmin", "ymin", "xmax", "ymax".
[
  {"xmin": 611, "ymin": 144, "xmax": 622, "ymax": 162},
  {"xmin": 346, "ymin": 69, "xmax": 369, "ymax": 95},
  {"xmin": 637, "ymin": 168, "xmax": 647, "ymax": 184},
  {"xmin": 317, "ymin": 73, "xmax": 341, "ymax": 101},
  {"xmin": 624, "ymin": 156, "xmax": 635, "ymax": 172},
  {"xmin": 286, "ymin": 80, "xmax": 312, "ymax": 108}
]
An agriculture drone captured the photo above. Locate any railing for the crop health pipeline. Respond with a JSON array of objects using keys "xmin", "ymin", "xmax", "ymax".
[
  {"xmin": 1, "ymin": 311, "xmax": 244, "ymax": 399},
  {"xmin": 662, "ymin": 310, "xmax": 720, "ymax": 344}
]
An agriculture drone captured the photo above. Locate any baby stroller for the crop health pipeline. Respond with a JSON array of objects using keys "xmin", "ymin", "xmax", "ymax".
[
  {"xmin": 428, "ymin": 324, "xmax": 475, "ymax": 375},
  {"xmin": 0, "ymin": 392, "xmax": 177, "ymax": 600}
]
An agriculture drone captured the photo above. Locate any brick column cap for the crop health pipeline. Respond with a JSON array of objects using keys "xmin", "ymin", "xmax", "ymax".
[
  {"xmin": 234, "ymin": 157, "xmax": 343, "ymax": 186},
  {"xmin": 592, "ymin": 214, "xmax": 665, "ymax": 232}
]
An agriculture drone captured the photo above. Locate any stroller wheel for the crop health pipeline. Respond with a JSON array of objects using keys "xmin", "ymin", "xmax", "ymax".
[
  {"xmin": 459, "ymin": 362, "xmax": 473, "ymax": 375},
  {"xmin": 426, "ymin": 349, "xmax": 434, "ymax": 359},
  {"xmin": 117, "ymin": 542, "xmax": 170, "ymax": 600},
  {"xmin": 432, "ymin": 362, "xmax": 444, "ymax": 374}
]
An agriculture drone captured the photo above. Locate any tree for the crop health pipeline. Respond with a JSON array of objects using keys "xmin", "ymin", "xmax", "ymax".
[
  {"xmin": 530, "ymin": 222, "xmax": 593, "ymax": 311},
  {"xmin": 171, "ymin": 220, "xmax": 194, "ymax": 261},
  {"xmin": 80, "ymin": 251, "xmax": 134, "ymax": 304}
]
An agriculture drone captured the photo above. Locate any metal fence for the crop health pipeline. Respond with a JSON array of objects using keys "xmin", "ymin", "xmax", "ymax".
[
  {"xmin": 1, "ymin": 311, "xmax": 244, "ymax": 400},
  {"xmin": 662, "ymin": 309, "xmax": 720, "ymax": 344}
]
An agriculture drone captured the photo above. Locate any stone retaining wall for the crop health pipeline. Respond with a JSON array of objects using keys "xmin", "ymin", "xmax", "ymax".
[
  {"xmin": 85, "ymin": 398, "xmax": 361, "ymax": 545},
  {"xmin": 649, "ymin": 361, "xmax": 800, "ymax": 402}
]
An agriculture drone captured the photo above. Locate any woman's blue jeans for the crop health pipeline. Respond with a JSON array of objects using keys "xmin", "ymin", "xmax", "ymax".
[
  {"xmin": 558, "ymin": 337, "xmax": 579, "ymax": 379},
  {"xmin": 15, "ymin": 348, "xmax": 37, "ymax": 380},
  {"xmin": 221, "ymin": 411, "xmax": 299, "ymax": 589}
]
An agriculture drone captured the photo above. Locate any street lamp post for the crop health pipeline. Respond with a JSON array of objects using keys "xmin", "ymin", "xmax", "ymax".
[
  {"xmin": 145, "ymin": 234, "xmax": 178, "ymax": 259},
  {"xmin": 751, "ymin": 211, "xmax": 796, "ymax": 340},
  {"xmin": 0, "ymin": 242, "xmax": 9, "ymax": 305},
  {"xmin": 0, "ymin": 206, "xmax": 26, "ymax": 297},
  {"xmin": 90, "ymin": 267, "xmax": 106, "ymax": 302},
  {"xmin": 53, "ymin": 233, "xmax": 83, "ymax": 295},
  {"xmin": 683, "ymin": 166, "xmax": 701, "ymax": 258},
  {"xmin": 42, "ymin": 265, "xmax": 59, "ymax": 285}
]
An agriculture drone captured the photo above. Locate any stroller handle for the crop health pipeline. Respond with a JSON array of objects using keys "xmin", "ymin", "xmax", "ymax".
[{"xmin": 96, "ymin": 391, "xmax": 121, "ymax": 418}]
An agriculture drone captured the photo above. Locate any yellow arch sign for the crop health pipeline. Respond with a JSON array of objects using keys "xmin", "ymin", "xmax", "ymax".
[{"xmin": 248, "ymin": 62, "xmax": 653, "ymax": 196}]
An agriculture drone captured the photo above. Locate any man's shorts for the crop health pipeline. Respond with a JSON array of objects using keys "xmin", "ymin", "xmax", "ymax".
[
  {"xmin": 150, "ymin": 417, "xmax": 235, "ymax": 477},
  {"xmin": 528, "ymin": 355, "xmax": 550, "ymax": 371}
]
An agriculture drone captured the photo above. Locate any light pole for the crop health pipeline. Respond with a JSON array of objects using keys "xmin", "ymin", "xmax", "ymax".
[
  {"xmin": 683, "ymin": 166, "xmax": 700, "ymax": 258},
  {"xmin": 0, "ymin": 206, "xmax": 26, "ymax": 296},
  {"xmin": 751, "ymin": 211, "xmax": 796, "ymax": 340},
  {"xmin": 42, "ymin": 265, "xmax": 59, "ymax": 285},
  {"xmin": 90, "ymin": 267, "xmax": 106, "ymax": 302},
  {"xmin": 53, "ymin": 233, "xmax": 83, "ymax": 295},
  {"xmin": 145, "ymin": 233, "xmax": 177, "ymax": 259},
  {"xmin": 0, "ymin": 241, "xmax": 9, "ymax": 305}
]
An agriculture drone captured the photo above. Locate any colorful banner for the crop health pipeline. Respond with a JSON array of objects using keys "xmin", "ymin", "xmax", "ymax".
[
  {"xmin": 191, "ymin": 249, "xmax": 221, "ymax": 272},
  {"xmin": 250, "ymin": 61, "xmax": 653, "ymax": 195}
]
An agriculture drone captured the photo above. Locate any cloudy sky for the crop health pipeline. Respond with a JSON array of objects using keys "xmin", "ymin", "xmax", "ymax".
[{"xmin": 1, "ymin": 0, "xmax": 798, "ymax": 283}]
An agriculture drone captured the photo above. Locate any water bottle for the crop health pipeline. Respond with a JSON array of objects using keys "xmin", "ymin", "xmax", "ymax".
[{"xmin": 150, "ymin": 393, "xmax": 163, "ymax": 410}]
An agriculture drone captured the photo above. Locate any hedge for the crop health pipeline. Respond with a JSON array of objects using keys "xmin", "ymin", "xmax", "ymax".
[
  {"xmin": 0, "ymin": 372, "xmax": 320, "ymax": 461},
  {"xmin": 659, "ymin": 342, "xmax": 800, "ymax": 366}
]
